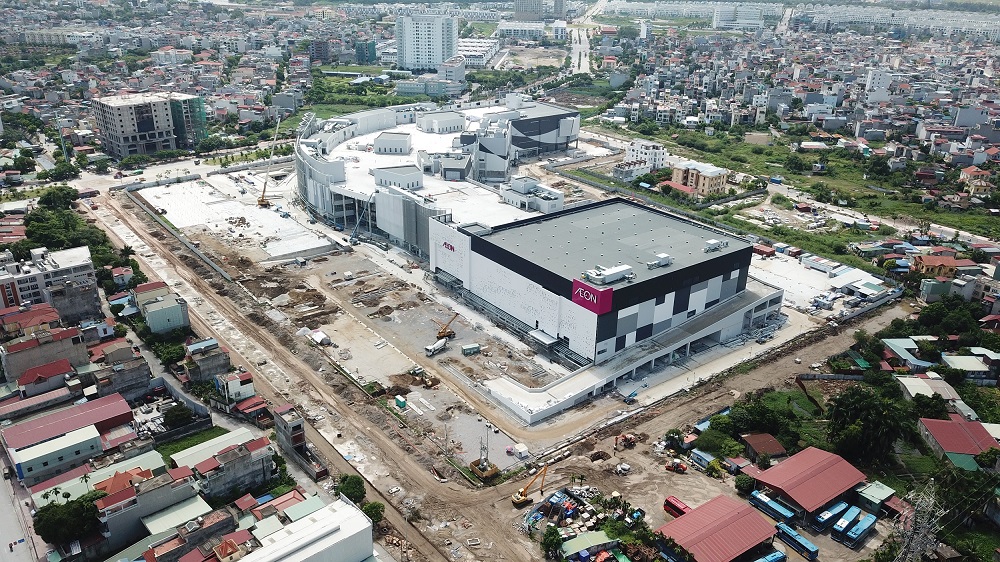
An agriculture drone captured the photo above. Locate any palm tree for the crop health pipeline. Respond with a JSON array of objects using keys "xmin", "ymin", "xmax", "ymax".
[
  {"xmin": 79, "ymin": 472, "xmax": 91, "ymax": 491},
  {"xmin": 119, "ymin": 245, "xmax": 135, "ymax": 259}
]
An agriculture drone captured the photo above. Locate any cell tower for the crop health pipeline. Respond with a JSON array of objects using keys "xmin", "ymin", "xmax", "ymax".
[{"xmin": 892, "ymin": 479, "xmax": 942, "ymax": 562}]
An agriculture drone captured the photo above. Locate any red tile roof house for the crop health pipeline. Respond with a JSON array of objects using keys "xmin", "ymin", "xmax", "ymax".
[
  {"xmin": 918, "ymin": 416, "xmax": 997, "ymax": 460},
  {"xmin": 17, "ymin": 358, "xmax": 73, "ymax": 398},
  {"xmin": 656, "ymin": 495, "xmax": 776, "ymax": 562},
  {"xmin": 752, "ymin": 446, "xmax": 866, "ymax": 519}
]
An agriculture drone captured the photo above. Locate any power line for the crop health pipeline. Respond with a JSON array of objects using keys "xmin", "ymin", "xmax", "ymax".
[{"xmin": 892, "ymin": 479, "xmax": 941, "ymax": 562}]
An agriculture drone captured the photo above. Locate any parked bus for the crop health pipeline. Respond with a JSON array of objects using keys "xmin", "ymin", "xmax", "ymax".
[
  {"xmin": 775, "ymin": 523, "xmax": 819, "ymax": 561},
  {"xmin": 831, "ymin": 506, "xmax": 862, "ymax": 542},
  {"xmin": 749, "ymin": 490, "xmax": 795, "ymax": 524},
  {"xmin": 751, "ymin": 551, "xmax": 787, "ymax": 562},
  {"xmin": 843, "ymin": 514, "xmax": 877, "ymax": 549},
  {"xmin": 663, "ymin": 496, "xmax": 691, "ymax": 518},
  {"xmin": 811, "ymin": 501, "xmax": 849, "ymax": 532}
]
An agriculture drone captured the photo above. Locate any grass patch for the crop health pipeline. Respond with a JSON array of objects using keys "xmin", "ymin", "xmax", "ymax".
[
  {"xmin": 899, "ymin": 453, "xmax": 939, "ymax": 475},
  {"xmin": 469, "ymin": 22, "xmax": 498, "ymax": 36},
  {"xmin": 796, "ymin": 420, "xmax": 832, "ymax": 451},
  {"xmin": 309, "ymin": 104, "xmax": 373, "ymax": 119},
  {"xmin": 942, "ymin": 526, "xmax": 1000, "ymax": 562},
  {"xmin": 268, "ymin": 483, "xmax": 296, "ymax": 497},
  {"xmin": 155, "ymin": 426, "xmax": 230, "ymax": 465},
  {"xmin": 864, "ymin": 469, "xmax": 912, "ymax": 496},
  {"xmin": 318, "ymin": 64, "xmax": 389, "ymax": 74},
  {"xmin": 761, "ymin": 390, "xmax": 822, "ymax": 418}
]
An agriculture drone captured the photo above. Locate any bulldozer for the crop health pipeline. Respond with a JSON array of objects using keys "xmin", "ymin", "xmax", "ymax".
[
  {"xmin": 511, "ymin": 465, "xmax": 548, "ymax": 507},
  {"xmin": 435, "ymin": 312, "xmax": 459, "ymax": 340}
]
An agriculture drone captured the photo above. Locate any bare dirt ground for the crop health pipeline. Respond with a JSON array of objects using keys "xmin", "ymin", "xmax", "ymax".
[
  {"xmin": 504, "ymin": 46, "xmax": 568, "ymax": 69},
  {"xmin": 93, "ymin": 185, "xmax": 912, "ymax": 562}
]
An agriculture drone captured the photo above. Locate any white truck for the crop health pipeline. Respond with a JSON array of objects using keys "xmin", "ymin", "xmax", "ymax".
[{"xmin": 425, "ymin": 338, "xmax": 448, "ymax": 356}]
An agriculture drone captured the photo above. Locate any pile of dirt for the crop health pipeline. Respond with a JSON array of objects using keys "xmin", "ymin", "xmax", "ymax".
[
  {"xmin": 590, "ymin": 451, "xmax": 611, "ymax": 462},
  {"xmin": 385, "ymin": 385, "xmax": 410, "ymax": 397},
  {"xmin": 368, "ymin": 305, "xmax": 394, "ymax": 319}
]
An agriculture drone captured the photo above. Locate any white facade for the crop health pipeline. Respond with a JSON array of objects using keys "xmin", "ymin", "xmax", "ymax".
[
  {"xmin": 625, "ymin": 139, "xmax": 671, "ymax": 170},
  {"xmin": 495, "ymin": 21, "xmax": 546, "ymax": 39},
  {"xmin": 396, "ymin": 15, "xmax": 459, "ymax": 70},
  {"xmin": 241, "ymin": 498, "xmax": 377, "ymax": 562},
  {"xmin": 373, "ymin": 132, "xmax": 412, "ymax": 154},
  {"xmin": 0, "ymin": 246, "xmax": 95, "ymax": 308},
  {"xmin": 457, "ymin": 39, "xmax": 500, "ymax": 68},
  {"xmin": 438, "ymin": 55, "xmax": 466, "ymax": 83},
  {"xmin": 416, "ymin": 111, "xmax": 466, "ymax": 134},
  {"xmin": 373, "ymin": 166, "xmax": 423, "ymax": 190}
]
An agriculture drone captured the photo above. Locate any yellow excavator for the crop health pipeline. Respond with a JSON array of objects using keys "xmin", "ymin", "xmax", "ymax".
[
  {"xmin": 511, "ymin": 465, "xmax": 547, "ymax": 507},
  {"xmin": 435, "ymin": 312, "xmax": 460, "ymax": 340}
]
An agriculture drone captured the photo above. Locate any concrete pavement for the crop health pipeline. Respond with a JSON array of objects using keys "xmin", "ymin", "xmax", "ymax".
[{"xmin": 0, "ymin": 476, "xmax": 40, "ymax": 562}]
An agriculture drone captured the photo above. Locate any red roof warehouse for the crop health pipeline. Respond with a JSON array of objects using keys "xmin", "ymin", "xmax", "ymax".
[
  {"xmin": 0, "ymin": 393, "xmax": 133, "ymax": 451},
  {"xmin": 753, "ymin": 447, "xmax": 866, "ymax": 514},
  {"xmin": 656, "ymin": 495, "xmax": 776, "ymax": 562}
]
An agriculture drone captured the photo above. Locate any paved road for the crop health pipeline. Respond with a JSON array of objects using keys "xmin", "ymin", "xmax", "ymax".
[{"xmin": 1, "ymin": 477, "xmax": 39, "ymax": 562}]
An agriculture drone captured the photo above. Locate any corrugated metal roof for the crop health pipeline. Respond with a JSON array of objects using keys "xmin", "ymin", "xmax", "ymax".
[
  {"xmin": 656, "ymin": 495, "xmax": 775, "ymax": 562},
  {"xmin": 1, "ymin": 393, "xmax": 130, "ymax": 450},
  {"xmin": 754, "ymin": 447, "xmax": 865, "ymax": 513},
  {"xmin": 920, "ymin": 418, "xmax": 996, "ymax": 455}
]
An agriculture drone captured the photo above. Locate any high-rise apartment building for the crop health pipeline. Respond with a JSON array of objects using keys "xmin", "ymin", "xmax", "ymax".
[
  {"xmin": 93, "ymin": 92, "xmax": 207, "ymax": 159},
  {"xmin": 395, "ymin": 15, "xmax": 458, "ymax": 71},
  {"xmin": 513, "ymin": 0, "xmax": 543, "ymax": 21}
]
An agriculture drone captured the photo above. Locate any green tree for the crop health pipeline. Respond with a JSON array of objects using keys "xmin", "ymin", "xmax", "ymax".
[
  {"xmin": 38, "ymin": 184, "xmax": 80, "ymax": 210},
  {"xmin": 113, "ymin": 323, "xmax": 128, "ymax": 338},
  {"xmin": 975, "ymin": 447, "xmax": 1000, "ymax": 469},
  {"xmin": 785, "ymin": 154, "xmax": 806, "ymax": 173},
  {"xmin": 75, "ymin": 153, "xmax": 90, "ymax": 169},
  {"xmin": 540, "ymin": 524, "xmax": 563, "ymax": 559},
  {"xmin": 827, "ymin": 385, "xmax": 907, "ymax": 464},
  {"xmin": 336, "ymin": 474, "xmax": 366, "ymax": 504},
  {"xmin": 10, "ymin": 155, "xmax": 36, "ymax": 172},
  {"xmin": 32, "ymin": 489, "xmax": 107, "ymax": 545},
  {"xmin": 708, "ymin": 414, "xmax": 734, "ymax": 437},
  {"xmin": 756, "ymin": 453, "xmax": 772, "ymax": 470},
  {"xmin": 151, "ymin": 342, "xmax": 186, "ymax": 365},
  {"xmin": 163, "ymin": 404, "xmax": 194, "ymax": 429},
  {"xmin": 911, "ymin": 393, "xmax": 949, "ymax": 420},
  {"xmin": 361, "ymin": 501, "xmax": 384, "ymax": 524},
  {"xmin": 734, "ymin": 474, "xmax": 755, "ymax": 494},
  {"xmin": 94, "ymin": 159, "xmax": 110, "ymax": 174}
]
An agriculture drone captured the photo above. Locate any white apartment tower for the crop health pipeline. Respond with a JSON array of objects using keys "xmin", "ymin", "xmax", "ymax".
[{"xmin": 395, "ymin": 15, "xmax": 459, "ymax": 71}]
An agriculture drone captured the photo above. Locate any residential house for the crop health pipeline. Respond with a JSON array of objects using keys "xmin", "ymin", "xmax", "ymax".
[
  {"xmin": 17, "ymin": 358, "xmax": 73, "ymax": 398},
  {"xmin": 0, "ymin": 327, "xmax": 87, "ymax": 383},
  {"xmin": 192, "ymin": 436, "xmax": 273, "ymax": 498},
  {"xmin": 140, "ymin": 294, "xmax": 189, "ymax": 334},
  {"xmin": 183, "ymin": 338, "xmax": 231, "ymax": 383}
]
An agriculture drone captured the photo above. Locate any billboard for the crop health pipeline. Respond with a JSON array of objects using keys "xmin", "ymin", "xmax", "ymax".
[{"xmin": 572, "ymin": 279, "xmax": 613, "ymax": 315}]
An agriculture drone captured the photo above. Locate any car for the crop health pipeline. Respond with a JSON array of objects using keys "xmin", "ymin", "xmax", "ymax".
[{"xmin": 388, "ymin": 486, "xmax": 401, "ymax": 495}]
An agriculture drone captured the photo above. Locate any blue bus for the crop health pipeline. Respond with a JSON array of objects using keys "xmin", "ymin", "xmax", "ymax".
[
  {"xmin": 750, "ymin": 490, "xmax": 795, "ymax": 524},
  {"xmin": 776, "ymin": 523, "xmax": 820, "ymax": 561},
  {"xmin": 831, "ymin": 506, "xmax": 862, "ymax": 542},
  {"xmin": 844, "ymin": 514, "xmax": 877, "ymax": 549},
  {"xmin": 752, "ymin": 551, "xmax": 788, "ymax": 562},
  {"xmin": 811, "ymin": 501, "xmax": 849, "ymax": 532}
]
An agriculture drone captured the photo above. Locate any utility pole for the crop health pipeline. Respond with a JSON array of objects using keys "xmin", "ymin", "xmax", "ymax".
[{"xmin": 892, "ymin": 479, "xmax": 941, "ymax": 562}]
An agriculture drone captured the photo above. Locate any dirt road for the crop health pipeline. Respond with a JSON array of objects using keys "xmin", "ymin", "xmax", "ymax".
[{"xmin": 92, "ymin": 187, "xmax": 911, "ymax": 562}]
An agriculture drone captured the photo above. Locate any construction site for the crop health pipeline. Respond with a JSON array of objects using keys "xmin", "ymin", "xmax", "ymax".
[{"xmin": 68, "ymin": 103, "xmax": 918, "ymax": 559}]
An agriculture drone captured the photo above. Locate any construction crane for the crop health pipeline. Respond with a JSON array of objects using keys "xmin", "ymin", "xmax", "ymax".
[
  {"xmin": 256, "ymin": 116, "xmax": 283, "ymax": 208},
  {"xmin": 348, "ymin": 190, "xmax": 378, "ymax": 245},
  {"xmin": 511, "ymin": 465, "xmax": 547, "ymax": 507},
  {"xmin": 435, "ymin": 312, "xmax": 459, "ymax": 340}
]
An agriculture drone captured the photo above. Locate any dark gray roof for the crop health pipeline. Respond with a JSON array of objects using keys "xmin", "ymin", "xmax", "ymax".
[{"xmin": 482, "ymin": 200, "xmax": 750, "ymax": 284}]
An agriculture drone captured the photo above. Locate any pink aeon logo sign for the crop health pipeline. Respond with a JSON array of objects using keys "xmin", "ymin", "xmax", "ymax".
[
  {"xmin": 442, "ymin": 241, "xmax": 455, "ymax": 252},
  {"xmin": 572, "ymin": 279, "xmax": 613, "ymax": 314}
]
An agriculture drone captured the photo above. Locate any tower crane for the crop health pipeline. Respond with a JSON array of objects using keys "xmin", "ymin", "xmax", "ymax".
[
  {"xmin": 511, "ymin": 465, "xmax": 548, "ymax": 507},
  {"xmin": 256, "ymin": 116, "xmax": 283, "ymax": 208}
]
